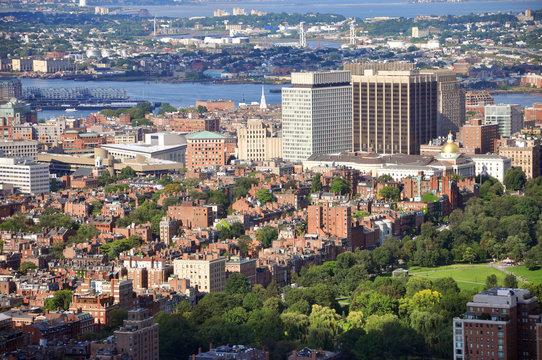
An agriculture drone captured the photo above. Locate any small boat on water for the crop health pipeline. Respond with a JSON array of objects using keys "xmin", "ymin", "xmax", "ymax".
[{"xmin": 65, "ymin": 108, "xmax": 77, "ymax": 112}]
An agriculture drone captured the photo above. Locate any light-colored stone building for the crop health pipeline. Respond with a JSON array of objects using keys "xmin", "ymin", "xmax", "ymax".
[
  {"xmin": 282, "ymin": 70, "xmax": 352, "ymax": 162},
  {"xmin": 237, "ymin": 119, "xmax": 282, "ymax": 161},
  {"xmin": 496, "ymin": 136, "xmax": 540, "ymax": 179},
  {"xmin": 173, "ymin": 254, "xmax": 226, "ymax": 293}
]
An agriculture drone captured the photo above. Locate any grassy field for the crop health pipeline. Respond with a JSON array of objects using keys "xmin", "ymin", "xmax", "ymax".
[
  {"xmin": 508, "ymin": 265, "xmax": 542, "ymax": 284},
  {"xmin": 409, "ymin": 264, "xmax": 507, "ymax": 292}
]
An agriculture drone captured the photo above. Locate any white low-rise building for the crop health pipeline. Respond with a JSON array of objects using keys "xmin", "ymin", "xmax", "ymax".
[
  {"xmin": 466, "ymin": 154, "xmax": 511, "ymax": 183},
  {"xmin": 0, "ymin": 157, "xmax": 50, "ymax": 194},
  {"xmin": 102, "ymin": 132, "xmax": 186, "ymax": 164}
]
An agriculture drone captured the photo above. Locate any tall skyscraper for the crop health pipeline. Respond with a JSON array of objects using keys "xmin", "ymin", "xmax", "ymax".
[
  {"xmin": 282, "ymin": 71, "xmax": 352, "ymax": 162},
  {"xmin": 420, "ymin": 69, "xmax": 465, "ymax": 136},
  {"xmin": 346, "ymin": 63, "xmax": 438, "ymax": 155}
]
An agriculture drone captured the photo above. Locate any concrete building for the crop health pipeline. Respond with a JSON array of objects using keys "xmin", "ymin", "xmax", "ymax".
[
  {"xmin": 457, "ymin": 118, "xmax": 500, "ymax": 154},
  {"xmin": 185, "ymin": 131, "xmax": 236, "ymax": 169},
  {"xmin": 102, "ymin": 132, "xmax": 187, "ymax": 164},
  {"xmin": 485, "ymin": 104, "xmax": 523, "ymax": 137},
  {"xmin": 115, "ymin": 308, "xmax": 159, "ymax": 360},
  {"xmin": 282, "ymin": 71, "xmax": 352, "ymax": 162},
  {"xmin": 420, "ymin": 69, "xmax": 465, "ymax": 137},
  {"xmin": 496, "ymin": 136, "xmax": 541, "ymax": 179},
  {"xmin": 32, "ymin": 59, "xmax": 72, "ymax": 73},
  {"xmin": 0, "ymin": 157, "xmax": 50, "ymax": 194},
  {"xmin": 348, "ymin": 63, "xmax": 438, "ymax": 154},
  {"xmin": 237, "ymin": 119, "xmax": 282, "ymax": 161},
  {"xmin": 0, "ymin": 78, "xmax": 22, "ymax": 101},
  {"xmin": 35, "ymin": 118, "xmax": 67, "ymax": 143},
  {"xmin": 0, "ymin": 140, "xmax": 38, "ymax": 159},
  {"xmin": 173, "ymin": 254, "xmax": 226, "ymax": 293},
  {"xmin": 453, "ymin": 288, "xmax": 540, "ymax": 360}
]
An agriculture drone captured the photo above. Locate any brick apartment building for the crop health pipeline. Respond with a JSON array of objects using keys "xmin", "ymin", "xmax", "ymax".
[
  {"xmin": 453, "ymin": 288, "xmax": 541, "ymax": 360},
  {"xmin": 520, "ymin": 73, "xmax": 542, "ymax": 88},
  {"xmin": 307, "ymin": 205, "xmax": 351, "ymax": 240},
  {"xmin": 496, "ymin": 136, "xmax": 541, "ymax": 179},
  {"xmin": 185, "ymin": 131, "xmax": 236, "ymax": 169},
  {"xmin": 115, "ymin": 308, "xmax": 159, "ymax": 360},
  {"xmin": 167, "ymin": 202, "xmax": 214, "ymax": 229},
  {"xmin": 457, "ymin": 118, "xmax": 500, "ymax": 154},
  {"xmin": 525, "ymin": 103, "xmax": 542, "ymax": 122}
]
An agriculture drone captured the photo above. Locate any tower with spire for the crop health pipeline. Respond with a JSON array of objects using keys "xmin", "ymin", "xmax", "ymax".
[{"xmin": 260, "ymin": 85, "xmax": 267, "ymax": 110}]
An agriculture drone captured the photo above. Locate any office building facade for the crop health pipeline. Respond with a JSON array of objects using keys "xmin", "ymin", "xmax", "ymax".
[
  {"xmin": 237, "ymin": 119, "xmax": 282, "ymax": 162},
  {"xmin": 420, "ymin": 69, "xmax": 465, "ymax": 136},
  {"xmin": 115, "ymin": 308, "xmax": 159, "ymax": 360},
  {"xmin": 348, "ymin": 64, "xmax": 438, "ymax": 155},
  {"xmin": 282, "ymin": 71, "xmax": 352, "ymax": 162},
  {"xmin": 485, "ymin": 104, "xmax": 523, "ymax": 137},
  {"xmin": 0, "ymin": 157, "xmax": 50, "ymax": 194}
]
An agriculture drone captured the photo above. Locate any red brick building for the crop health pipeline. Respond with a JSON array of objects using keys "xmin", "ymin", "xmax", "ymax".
[
  {"xmin": 167, "ymin": 202, "xmax": 213, "ymax": 229},
  {"xmin": 520, "ymin": 73, "xmax": 542, "ymax": 88},
  {"xmin": 185, "ymin": 131, "xmax": 236, "ymax": 169},
  {"xmin": 453, "ymin": 288, "xmax": 540, "ymax": 360},
  {"xmin": 60, "ymin": 131, "xmax": 104, "ymax": 151},
  {"xmin": 307, "ymin": 205, "xmax": 351, "ymax": 240},
  {"xmin": 525, "ymin": 103, "xmax": 542, "ymax": 121},
  {"xmin": 195, "ymin": 99, "xmax": 235, "ymax": 111},
  {"xmin": 457, "ymin": 118, "xmax": 499, "ymax": 154}
]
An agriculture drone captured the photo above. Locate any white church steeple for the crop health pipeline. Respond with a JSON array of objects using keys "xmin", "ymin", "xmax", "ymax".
[{"xmin": 260, "ymin": 85, "xmax": 267, "ymax": 110}]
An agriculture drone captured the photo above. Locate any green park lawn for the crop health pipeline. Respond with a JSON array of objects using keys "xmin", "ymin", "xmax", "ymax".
[
  {"xmin": 408, "ymin": 264, "xmax": 507, "ymax": 292},
  {"xmin": 508, "ymin": 265, "xmax": 542, "ymax": 284}
]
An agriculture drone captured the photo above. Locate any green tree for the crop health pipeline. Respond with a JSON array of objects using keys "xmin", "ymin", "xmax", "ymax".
[
  {"xmin": 43, "ymin": 290, "xmax": 73, "ymax": 311},
  {"xmin": 118, "ymin": 166, "xmax": 136, "ymax": 180},
  {"xmin": 379, "ymin": 186, "xmax": 401, "ymax": 201},
  {"xmin": 378, "ymin": 174, "xmax": 393, "ymax": 182},
  {"xmin": 256, "ymin": 188, "xmax": 274, "ymax": 204},
  {"xmin": 330, "ymin": 177, "xmax": 350, "ymax": 195},
  {"xmin": 19, "ymin": 261, "xmax": 37, "ymax": 275},
  {"xmin": 504, "ymin": 167, "xmax": 526, "ymax": 191},
  {"xmin": 311, "ymin": 173, "xmax": 323, "ymax": 193},
  {"xmin": 309, "ymin": 304, "xmax": 342, "ymax": 336},
  {"xmin": 158, "ymin": 102, "xmax": 177, "ymax": 114},
  {"xmin": 225, "ymin": 273, "xmax": 250, "ymax": 295},
  {"xmin": 197, "ymin": 105, "xmax": 208, "ymax": 114},
  {"xmin": 503, "ymin": 274, "xmax": 518, "ymax": 288},
  {"xmin": 256, "ymin": 226, "xmax": 278, "ymax": 248},
  {"xmin": 485, "ymin": 274, "xmax": 498, "ymax": 289}
]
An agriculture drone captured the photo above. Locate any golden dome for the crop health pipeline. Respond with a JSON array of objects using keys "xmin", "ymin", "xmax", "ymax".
[
  {"xmin": 441, "ymin": 131, "xmax": 460, "ymax": 154},
  {"xmin": 442, "ymin": 141, "xmax": 460, "ymax": 154}
]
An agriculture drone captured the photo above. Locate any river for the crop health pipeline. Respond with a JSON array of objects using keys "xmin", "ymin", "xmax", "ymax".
[
  {"xmin": 19, "ymin": 78, "xmax": 542, "ymax": 120},
  {"xmin": 101, "ymin": 0, "xmax": 540, "ymax": 19}
]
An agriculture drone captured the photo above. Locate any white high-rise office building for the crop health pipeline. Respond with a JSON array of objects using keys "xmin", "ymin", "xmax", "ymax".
[
  {"xmin": 282, "ymin": 71, "xmax": 352, "ymax": 162},
  {"xmin": 0, "ymin": 157, "xmax": 50, "ymax": 194}
]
